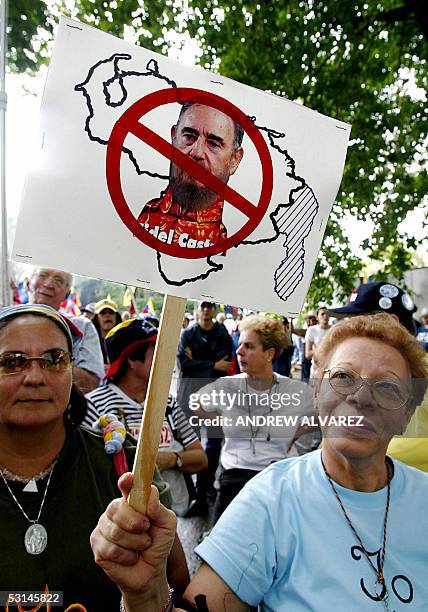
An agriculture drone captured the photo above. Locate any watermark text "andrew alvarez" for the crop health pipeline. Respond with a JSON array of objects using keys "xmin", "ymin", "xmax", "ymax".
[{"xmin": 189, "ymin": 414, "xmax": 365, "ymax": 429}]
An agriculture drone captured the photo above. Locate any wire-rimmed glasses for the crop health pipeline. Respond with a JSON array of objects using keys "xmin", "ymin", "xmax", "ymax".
[{"xmin": 323, "ymin": 367, "xmax": 411, "ymax": 411}]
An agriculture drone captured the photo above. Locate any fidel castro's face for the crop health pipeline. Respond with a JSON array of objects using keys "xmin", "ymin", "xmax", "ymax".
[{"xmin": 169, "ymin": 104, "xmax": 243, "ymax": 211}]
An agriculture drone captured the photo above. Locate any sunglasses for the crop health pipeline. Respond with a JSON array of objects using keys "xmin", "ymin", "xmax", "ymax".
[{"xmin": 0, "ymin": 350, "xmax": 73, "ymax": 376}]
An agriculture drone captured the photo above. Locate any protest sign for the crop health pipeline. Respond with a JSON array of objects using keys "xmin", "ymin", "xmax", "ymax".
[
  {"xmin": 12, "ymin": 16, "xmax": 350, "ymax": 317},
  {"xmin": 12, "ymin": 17, "xmax": 350, "ymax": 511}
]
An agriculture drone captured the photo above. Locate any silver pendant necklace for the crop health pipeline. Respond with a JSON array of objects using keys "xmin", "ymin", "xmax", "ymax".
[{"xmin": 0, "ymin": 459, "xmax": 57, "ymax": 555}]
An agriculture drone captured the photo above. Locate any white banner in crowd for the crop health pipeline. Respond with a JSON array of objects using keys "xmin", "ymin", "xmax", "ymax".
[{"xmin": 13, "ymin": 17, "xmax": 350, "ymax": 315}]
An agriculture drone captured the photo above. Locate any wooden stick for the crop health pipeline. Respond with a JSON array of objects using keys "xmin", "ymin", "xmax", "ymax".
[{"xmin": 128, "ymin": 294, "xmax": 186, "ymax": 514}]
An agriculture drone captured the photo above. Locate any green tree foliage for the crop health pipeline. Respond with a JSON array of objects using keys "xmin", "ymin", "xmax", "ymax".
[
  {"xmin": 7, "ymin": 0, "xmax": 170, "ymax": 73},
  {"xmin": 8, "ymin": 0, "xmax": 427, "ymax": 307},
  {"xmin": 8, "ymin": 0, "xmax": 52, "ymax": 73},
  {"xmin": 175, "ymin": 0, "xmax": 428, "ymax": 305}
]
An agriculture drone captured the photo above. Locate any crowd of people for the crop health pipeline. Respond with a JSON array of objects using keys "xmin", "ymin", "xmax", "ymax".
[
  {"xmin": 1, "ymin": 267, "xmax": 428, "ymax": 610},
  {"xmin": 92, "ymin": 308, "xmax": 428, "ymax": 611}
]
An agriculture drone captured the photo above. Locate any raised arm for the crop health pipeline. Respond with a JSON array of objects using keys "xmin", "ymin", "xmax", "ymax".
[
  {"xmin": 91, "ymin": 474, "xmax": 249, "ymax": 612},
  {"xmin": 90, "ymin": 473, "xmax": 176, "ymax": 611}
]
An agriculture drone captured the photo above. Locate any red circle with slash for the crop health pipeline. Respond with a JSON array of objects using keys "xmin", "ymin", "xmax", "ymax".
[{"xmin": 106, "ymin": 87, "xmax": 273, "ymax": 258}]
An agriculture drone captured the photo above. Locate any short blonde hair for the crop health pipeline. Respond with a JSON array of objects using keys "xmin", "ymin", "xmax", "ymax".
[
  {"xmin": 238, "ymin": 314, "xmax": 287, "ymax": 359},
  {"xmin": 313, "ymin": 313, "xmax": 428, "ymax": 407}
]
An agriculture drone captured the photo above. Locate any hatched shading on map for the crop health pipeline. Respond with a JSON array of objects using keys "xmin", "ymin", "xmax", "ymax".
[
  {"xmin": 274, "ymin": 186, "xmax": 319, "ymax": 300},
  {"xmin": 12, "ymin": 17, "xmax": 351, "ymax": 314}
]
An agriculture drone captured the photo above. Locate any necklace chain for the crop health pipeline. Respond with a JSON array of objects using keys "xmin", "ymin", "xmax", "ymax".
[
  {"xmin": 321, "ymin": 454, "xmax": 391, "ymax": 591},
  {"xmin": 0, "ymin": 459, "xmax": 57, "ymax": 524},
  {"xmin": 0, "ymin": 458, "xmax": 57, "ymax": 483},
  {"xmin": 244, "ymin": 375, "xmax": 275, "ymax": 452}
]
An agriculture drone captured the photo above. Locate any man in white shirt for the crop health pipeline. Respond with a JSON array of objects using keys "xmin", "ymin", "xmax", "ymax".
[{"xmin": 304, "ymin": 306, "xmax": 330, "ymax": 363}]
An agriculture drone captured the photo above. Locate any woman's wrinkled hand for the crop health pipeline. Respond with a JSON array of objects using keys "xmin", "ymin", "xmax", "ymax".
[{"xmin": 90, "ymin": 472, "xmax": 177, "ymax": 595}]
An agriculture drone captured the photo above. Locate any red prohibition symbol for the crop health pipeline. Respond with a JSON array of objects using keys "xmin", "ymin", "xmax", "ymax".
[{"xmin": 106, "ymin": 87, "xmax": 273, "ymax": 259}]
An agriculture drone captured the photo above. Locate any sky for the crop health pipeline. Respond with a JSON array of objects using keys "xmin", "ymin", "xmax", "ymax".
[{"xmin": 7, "ymin": 72, "xmax": 45, "ymax": 226}]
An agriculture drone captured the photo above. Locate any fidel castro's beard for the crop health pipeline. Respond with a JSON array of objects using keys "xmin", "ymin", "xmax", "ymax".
[{"xmin": 169, "ymin": 162, "xmax": 229, "ymax": 212}]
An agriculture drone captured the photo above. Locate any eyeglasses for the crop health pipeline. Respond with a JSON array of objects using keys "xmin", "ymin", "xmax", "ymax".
[
  {"xmin": 99, "ymin": 309, "xmax": 115, "ymax": 315},
  {"xmin": 323, "ymin": 367, "xmax": 411, "ymax": 411},
  {"xmin": 38, "ymin": 272, "xmax": 68, "ymax": 288},
  {"xmin": 0, "ymin": 350, "xmax": 73, "ymax": 376}
]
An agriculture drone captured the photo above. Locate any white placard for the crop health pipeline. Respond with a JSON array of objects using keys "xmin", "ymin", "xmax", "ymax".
[{"xmin": 12, "ymin": 17, "xmax": 351, "ymax": 316}]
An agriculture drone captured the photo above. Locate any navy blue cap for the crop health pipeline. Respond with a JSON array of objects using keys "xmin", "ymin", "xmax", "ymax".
[{"xmin": 328, "ymin": 282, "xmax": 416, "ymax": 334}]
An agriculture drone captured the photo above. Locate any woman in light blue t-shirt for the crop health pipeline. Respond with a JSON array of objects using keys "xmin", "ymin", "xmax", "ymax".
[{"xmin": 92, "ymin": 313, "xmax": 428, "ymax": 612}]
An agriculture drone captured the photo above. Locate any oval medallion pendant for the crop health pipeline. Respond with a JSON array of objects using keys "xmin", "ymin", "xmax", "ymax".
[{"xmin": 25, "ymin": 523, "xmax": 47, "ymax": 555}]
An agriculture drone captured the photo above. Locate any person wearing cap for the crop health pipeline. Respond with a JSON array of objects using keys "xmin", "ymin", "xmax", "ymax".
[
  {"xmin": 0, "ymin": 304, "xmax": 171, "ymax": 610},
  {"xmin": 80, "ymin": 302, "xmax": 96, "ymax": 321},
  {"xmin": 178, "ymin": 302, "xmax": 233, "ymax": 417},
  {"xmin": 139, "ymin": 312, "xmax": 160, "ymax": 328},
  {"xmin": 93, "ymin": 299, "xmax": 122, "ymax": 365},
  {"xmin": 328, "ymin": 281, "xmax": 428, "ymax": 471},
  {"xmin": 29, "ymin": 267, "xmax": 104, "ymax": 393},
  {"xmin": 416, "ymin": 308, "xmax": 428, "ymax": 352},
  {"xmin": 177, "ymin": 300, "xmax": 233, "ymax": 516},
  {"xmin": 84, "ymin": 319, "xmax": 208, "ymax": 516},
  {"xmin": 327, "ymin": 281, "xmax": 417, "ymax": 334}
]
